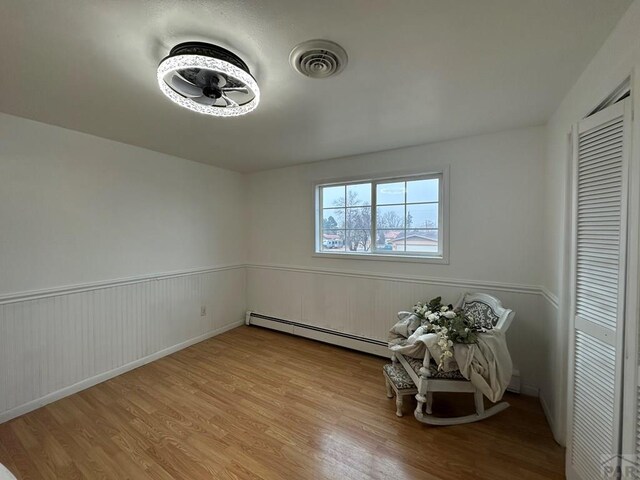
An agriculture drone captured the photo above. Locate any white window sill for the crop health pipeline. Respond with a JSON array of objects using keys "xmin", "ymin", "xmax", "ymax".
[{"xmin": 312, "ymin": 252, "xmax": 449, "ymax": 265}]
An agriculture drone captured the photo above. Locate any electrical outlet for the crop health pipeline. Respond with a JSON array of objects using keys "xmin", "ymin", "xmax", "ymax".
[{"xmin": 200, "ymin": 306, "xmax": 206, "ymax": 316}]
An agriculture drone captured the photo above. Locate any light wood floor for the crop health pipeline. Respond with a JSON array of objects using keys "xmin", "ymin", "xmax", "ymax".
[{"xmin": 0, "ymin": 326, "xmax": 565, "ymax": 479}]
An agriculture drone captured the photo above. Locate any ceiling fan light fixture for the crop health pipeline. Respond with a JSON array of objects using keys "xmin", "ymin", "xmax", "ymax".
[{"xmin": 157, "ymin": 42, "xmax": 260, "ymax": 117}]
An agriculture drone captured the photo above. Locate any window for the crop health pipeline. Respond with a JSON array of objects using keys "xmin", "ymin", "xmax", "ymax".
[{"xmin": 315, "ymin": 171, "xmax": 448, "ymax": 261}]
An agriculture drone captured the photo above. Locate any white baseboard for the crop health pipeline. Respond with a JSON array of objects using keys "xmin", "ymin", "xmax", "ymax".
[
  {"xmin": 0, "ymin": 319, "xmax": 244, "ymax": 424},
  {"xmin": 507, "ymin": 368, "xmax": 521, "ymax": 394},
  {"xmin": 520, "ymin": 384, "xmax": 540, "ymax": 397},
  {"xmin": 247, "ymin": 312, "xmax": 531, "ymax": 398},
  {"xmin": 539, "ymin": 392, "xmax": 563, "ymax": 445},
  {"xmin": 247, "ymin": 311, "xmax": 390, "ymax": 357},
  {"xmin": 539, "ymin": 393, "xmax": 553, "ymax": 424},
  {"xmin": 292, "ymin": 326, "xmax": 390, "ymax": 357}
]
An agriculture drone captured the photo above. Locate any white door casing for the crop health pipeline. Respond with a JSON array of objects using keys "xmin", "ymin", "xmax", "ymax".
[
  {"xmin": 621, "ymin": 72, "xmax": 640, "ymax": 479},
  {"xmin": 567, "ymin": 98, "xmax": 631, "ymax": 480}
]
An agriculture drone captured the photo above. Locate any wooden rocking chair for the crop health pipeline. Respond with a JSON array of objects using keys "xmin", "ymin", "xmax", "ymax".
[{"xmin": 392, "ymin": 292, "xmax": 515, "ymax": 425}]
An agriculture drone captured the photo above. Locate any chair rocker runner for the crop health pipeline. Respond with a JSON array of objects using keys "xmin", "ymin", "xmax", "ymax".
[{"xmin": 389, "ymin": 292, "xmax": 515, "ymax": 426}]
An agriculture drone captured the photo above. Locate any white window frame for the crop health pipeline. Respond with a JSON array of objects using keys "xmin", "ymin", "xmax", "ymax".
[{"xmin": 313, "ymin": 168, "xmax": 449, "ymax": 264}]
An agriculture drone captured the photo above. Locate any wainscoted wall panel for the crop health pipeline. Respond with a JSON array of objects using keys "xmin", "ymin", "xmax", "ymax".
[
  {"xmin": 0, "ymin": 266, "xmax": 245, "ymax": 422},
  {"xmin": 538, "ymin": 291, "xmax": 562, "ymax": 442},
  {"xmin": 247, "ymin": 264, "xmax": 549, "ymax": 395}
]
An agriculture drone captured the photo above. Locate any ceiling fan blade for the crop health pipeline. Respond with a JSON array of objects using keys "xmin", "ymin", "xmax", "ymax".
[
  {"xmin": 221, "ymin": 87, "xmax": 248, "ymax": 94},
  {"xmin": 221, "ymin": 94, "xmax": 239, "ymax": 107},
  {"xmin": 196, "ymin": 69, "xmax": 227, "ymax": 88},
  {"xmin": 171, "ymin": 75, "xmax": 203, "ymax": 97},
  {"xmin": 192, "ymin": 96, "xmax": 216, "ymax": 106}
]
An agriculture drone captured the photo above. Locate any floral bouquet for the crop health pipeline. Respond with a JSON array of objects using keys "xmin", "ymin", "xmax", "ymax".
[{"xmin": 412, "ymin": 296, "xmax": 479, "ymax": 370}]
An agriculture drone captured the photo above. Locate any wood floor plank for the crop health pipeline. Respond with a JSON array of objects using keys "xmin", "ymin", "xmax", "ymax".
[{"xmin": 0, "ymin": 326, "xmax": 565, "ymax": 479}]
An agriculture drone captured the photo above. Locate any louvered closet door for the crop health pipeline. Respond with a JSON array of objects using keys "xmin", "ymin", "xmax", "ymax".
[{"xmin": 567, "ymin": 98, "xmax": 631, "ymax": 480}]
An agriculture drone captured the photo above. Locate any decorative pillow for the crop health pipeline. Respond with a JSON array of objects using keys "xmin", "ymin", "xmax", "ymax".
[{"xmin": 463, "ymin": 301, "xmax": 500, "ymax": 330}]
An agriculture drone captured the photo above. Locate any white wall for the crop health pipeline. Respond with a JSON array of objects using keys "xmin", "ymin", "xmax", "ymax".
[
  {"xmin": 246, "ymin": 126, "xmax": 551, "ymax": 395},
  {"xmin": 0, "ymin": 113, "xmax": 247, "ymax": 421},
  {"xmin": 248, "ymin": 126, "xmax": 546, "ymax": 284},
  {"xmin": 0, "ymin": 113, "xmax": 246, "ymax": 295},
  {"xmin": 543, "ymin": 0, "xmax": 640, "ymax": 445}
]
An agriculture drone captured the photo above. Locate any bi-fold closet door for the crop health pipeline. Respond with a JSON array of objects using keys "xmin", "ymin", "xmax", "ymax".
[{"xmin": 567, "ymin": 97, "xmax": 635, "ymax": 480}]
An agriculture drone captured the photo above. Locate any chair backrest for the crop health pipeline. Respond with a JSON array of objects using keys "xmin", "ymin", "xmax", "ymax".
[{"xmin": 455, "ymin": 292, "xmax": 515, "ymax": 332}]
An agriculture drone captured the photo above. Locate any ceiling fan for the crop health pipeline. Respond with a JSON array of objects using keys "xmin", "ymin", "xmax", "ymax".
[{"xmin": 157, "ymin": 42, "xmax": 260, "ymax": 117}]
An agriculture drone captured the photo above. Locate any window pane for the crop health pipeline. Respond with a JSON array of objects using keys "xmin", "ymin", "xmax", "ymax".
[
  {"xmin": 317, "ymin": 173, "xmax": 444, "ymax": 258},
  {"xmin": 346, "ymin": 206, "xmax": 372, "ymax": 229},
  {"xmin": 393, "ymin": 243, "xmax": 407, "ymax": 252},
  {"xmin": 406, "ymin": 203, "xmax": 438, "ymax": 229},
  {"xmin": 404, "ymin": 230, "xmax": 439, "ymax": 253},
  {"xmin": 406, "ymin": 178, "xmax": 439, "ymax": 203},
  {"xmin": 322, "ymin": 185, "xmax": 345, "ymax": 208},
  {"xmin": 347, "ymin": 183, "xmax": 371, "ymax": 206},
  {"xmin": 376, "ymin": 205, "xmax": 405, "ymax": 229},
  {"xmin": 322, "ymin": 208, "xmax": 345, "ymax": 229},
  {"xmin": 321, "ymin": 230, "xmax": 345, "ymax": 251},
  {"xmin": 376, "ymin": 181, "xmax": 405, "ymax": 205},
  {"xmin": 345, "ymin": 230, "xmax": 372, "ymax": 252},
  {"xmin": 375, "ymin": 229, "xmax": 403, "ymax": 251}
]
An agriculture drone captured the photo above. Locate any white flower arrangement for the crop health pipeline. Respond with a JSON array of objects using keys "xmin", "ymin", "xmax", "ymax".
[{"xmin": 412, "ymin": 296, "xmax": 479, "ymax": 370}]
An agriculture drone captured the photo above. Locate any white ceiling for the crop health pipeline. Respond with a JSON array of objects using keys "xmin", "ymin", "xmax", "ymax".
[{"xmin": 0, "ymin": 0, "xmax": 632, "ymax": 172}]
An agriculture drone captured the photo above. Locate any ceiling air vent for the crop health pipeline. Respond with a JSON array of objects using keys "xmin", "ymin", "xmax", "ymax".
[{"xmin": 289, "ymin": 40, "xmax": 348, "ymax": 79}]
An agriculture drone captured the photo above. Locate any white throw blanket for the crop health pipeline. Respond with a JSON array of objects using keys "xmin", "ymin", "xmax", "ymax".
[
  {"xmin": 0, "ymin": 463, "xmax": 16, "ymax": 480},
  {"xmin": 388, "ymin": 312, "xmax": 513, "ymax": 402}
]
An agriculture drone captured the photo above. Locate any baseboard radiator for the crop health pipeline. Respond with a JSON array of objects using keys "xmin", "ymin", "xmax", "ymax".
[
  {"xmin": 245, "ymin": 311, "xmax": 522, "ymax": 394},
  {"xmin": 245, "ymin": 311, "xmax": 390, "ymax": 357}
]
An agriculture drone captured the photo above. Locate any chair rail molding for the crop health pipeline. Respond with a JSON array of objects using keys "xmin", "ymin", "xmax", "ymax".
[
  {"xmin": 246, "ymin": 262, "xmax": 546, "ymax": 297},
  {"xmin": 0, "ymin": 263, "xmax": 245, "ymax": 305},
  {"xmin": 540, "ymin": 287, "xmax": 560, "ymax": 310}
]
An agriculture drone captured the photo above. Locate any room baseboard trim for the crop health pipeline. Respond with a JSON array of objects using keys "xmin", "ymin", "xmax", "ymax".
[
  {"xmin": 247, "ymin": 263, "xmax": 545, "ymax": 297},
  {"xmin": 246, "ymin": 311, "xmax": 390, "ymax": 357},
  {"xmin": 0, "ymin": 263, "xmax": 246, "ymax": 305},
  {"xmin": 0, "ymin": 319, "xmax": 244, "ymax": 424},
  {"xmin": 247, "ymin": 311, "xmax": 525, "ymax": 394},
  {"xmin": 539, "ymin": 391, "xmax": 561, "ymax": 445},
  {"xmin": 508, "ymin": 369, "xmax": 521, "ymax": 394},
  {"xmin": 520, "ymin": 384, "xmax": 540, "ymax": 397}
]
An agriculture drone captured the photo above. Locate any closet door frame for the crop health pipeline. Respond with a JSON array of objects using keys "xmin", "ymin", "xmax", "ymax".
[
  {"xmin": 566, "ymin": 93, "xmax": 633, "ymax": 480},
  {"xmin": 621, "ymin": 69, "xmax": 640, "ymax": 463}
]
